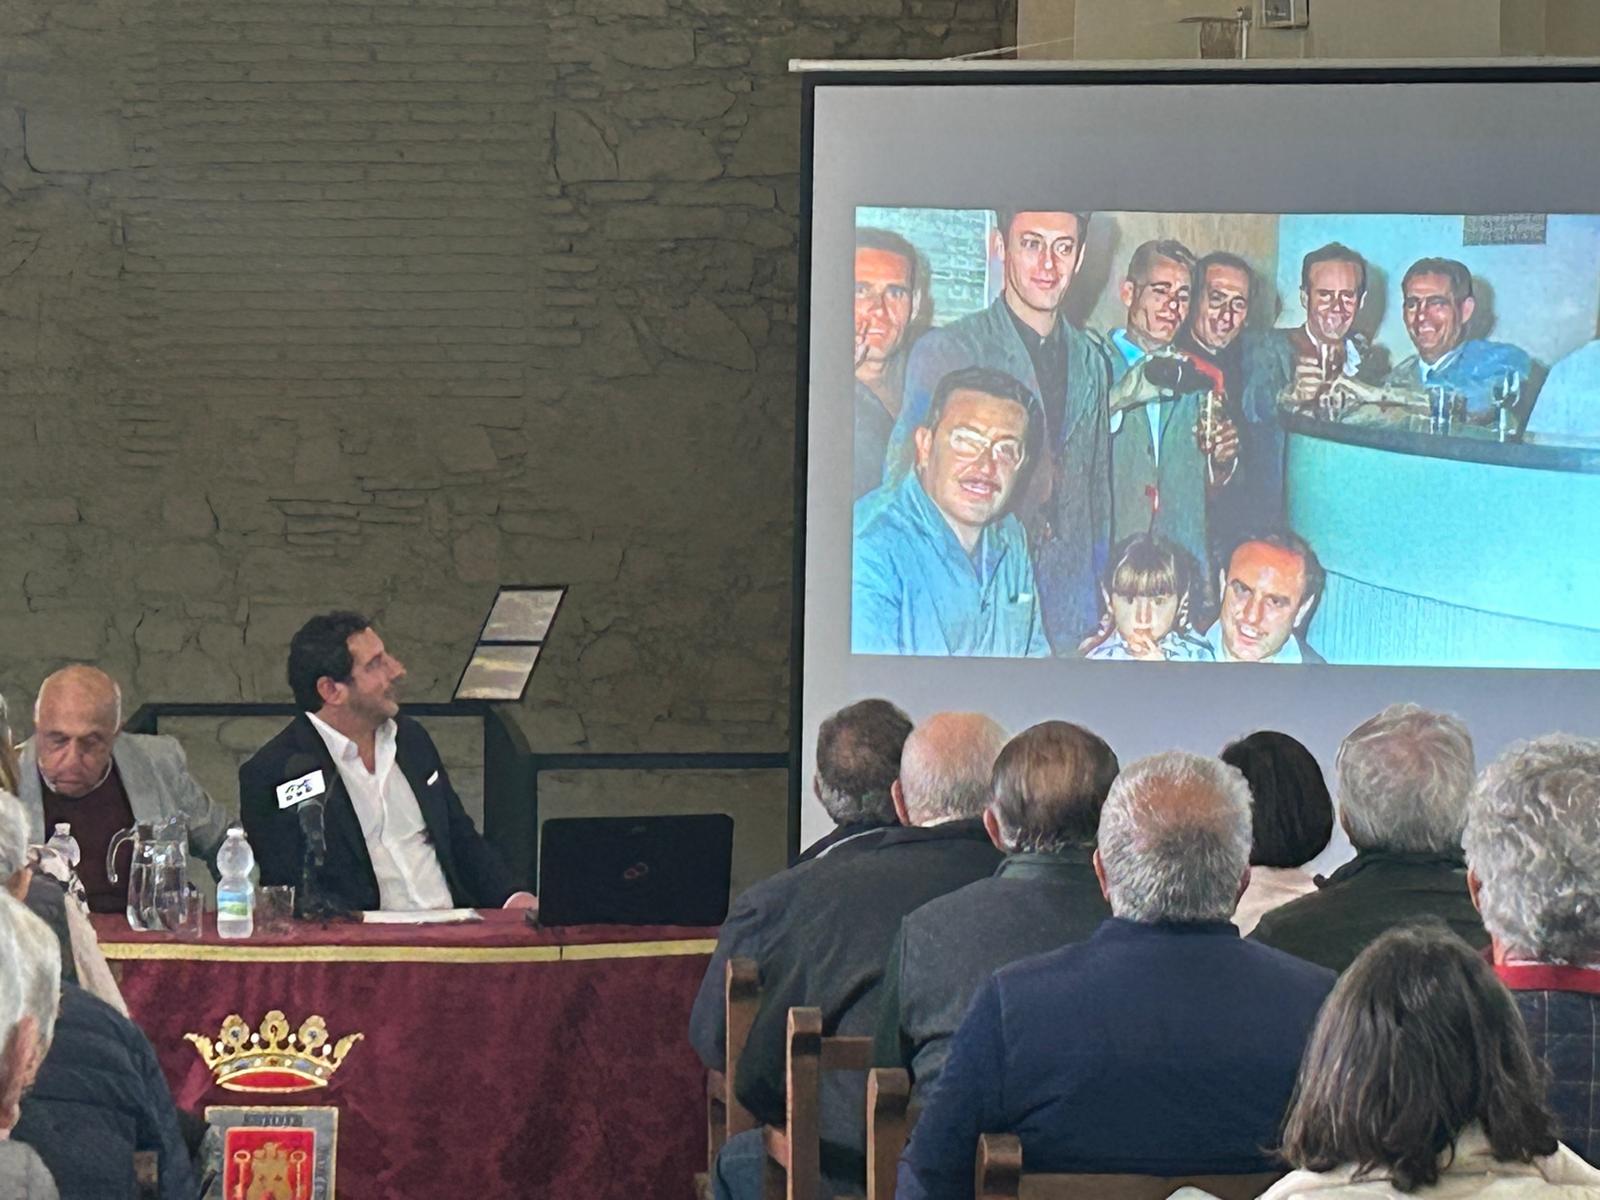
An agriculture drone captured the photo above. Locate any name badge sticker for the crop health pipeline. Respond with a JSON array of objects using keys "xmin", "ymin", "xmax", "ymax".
[{"xmin": 276, "ymin": 770, "xmax": 326, "ymax": 809}]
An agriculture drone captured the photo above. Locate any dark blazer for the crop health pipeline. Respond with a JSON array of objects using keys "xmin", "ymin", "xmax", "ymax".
[
  {"xmin": 897, "ymin": 918, "xmax": 1336, "ymax": 1200},
  {"xmin": 792, "ymin": 818, "xmax": 895, "ymax": 866},
  {"xmin": 728, "ymin": 819, "xmax": 1002, "ymax": 1183},
  {"xmin": 874, "ymin": 848, "xmax": 1110, "ymax": 1104},
  {"xmin": 238, "ymin": 713, "xmax": 514, "ymax": 912},
  {"xmin": 1250, "ymin": 849, "xmax": 1487, "ymax": 973},
  {"xmin": 14, "ymin": 982, "xmax": 195, "ymax": 1200}
]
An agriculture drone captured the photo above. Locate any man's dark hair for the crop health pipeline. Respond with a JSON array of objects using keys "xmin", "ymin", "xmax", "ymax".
[
  {"xmin": 1125, "ymin": 238, "xmax": 1195, "ymax": 286},
  {"xmin": 993, "ymin": 209, "xmax": 1092, "ymax": 244},
  {"xmin": 989, "ymin": 721, "xmax": 1119, "ymax": 853},
  {"xmin": 922, "ymin": 365, "xmax": 1039, "ymax": 436},
  {"xmin": 1195, "ymin": 250, "xmax": 1254, "ymax": 293},
  {"xmin": 815, "ymin": 699, "xmax": 913, "ymax": 824},
  {"xmin": 1300, "ymin": 241, "xmax": 1367, "ymax": 297},
  {"xmin": 1280, "ymin": 923, "xmax": 1559, "ymax": 1191},
  {"xmin": 287, "ymin": 611, "xmax": 372, "ymax": 713},
  {"xmin": 1223, "ymin": 528, "xmax": 1326, "ymax": 610},
  {"xmin": 1219, "ymin": 731, "xmax": 1333, "ymax": 868},
  {"xmin": 1402, "ymin": 256, "xmax": 1474, "ymax": 302},
  {"xmin": 855, "ymin": 226, "xmax": 921, "ymax": 292}
]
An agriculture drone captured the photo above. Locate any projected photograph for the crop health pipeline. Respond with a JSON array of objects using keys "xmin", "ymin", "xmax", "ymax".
[{"xmin": 850, "ymin": 208, "xmax": 1600, "ymax": 669}]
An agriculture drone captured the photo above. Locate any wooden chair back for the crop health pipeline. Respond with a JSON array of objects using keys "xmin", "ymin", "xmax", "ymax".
[
  {"xmin": 866, "ymin": 1067, "xmax": 915, "ymax": 1200},
  {"xmin": 761, "ymin": 1007, "xmax": 872, "ymax": 1200},
  {"xmin": 977, "ymin": 1133, "xmax": 1281, "ymax": 1200},
  {"xmin": 706, "ymin": 956, "xmax": 761, "ymax": 1168}
]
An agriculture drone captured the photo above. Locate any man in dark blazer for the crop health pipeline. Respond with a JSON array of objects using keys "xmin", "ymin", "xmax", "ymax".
[
  {"xmin": 239, "ymin": 611, "xmax": 530, "ymax": 914},
  {"xmin": 898, "ymin": 751, "xmax": 1336, "ymax": 1199},
  {"xmin": 704, "ymin": 711, "xmax": 1009, "ymax": 1200},
  {"xmin": 1253, "ymin": 703, "xmax": 1485, "ymax": 972},
  {"xmin": 874, "ymin": 719, "xmax": 1118, "ymax": 1105}
]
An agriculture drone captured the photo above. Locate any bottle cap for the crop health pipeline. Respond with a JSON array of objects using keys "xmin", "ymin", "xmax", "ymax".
[{"xmin": 52, "ymin": 823, "xmax": 70, "ymax": 837}]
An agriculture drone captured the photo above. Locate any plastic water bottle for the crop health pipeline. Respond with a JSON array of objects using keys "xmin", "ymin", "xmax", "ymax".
[
  {"xmin": 45, "ymin": 823, "xmax": 81, "ymax": 871},
  {"xmin": 215, "ymin": 826, "xmax": 256, "ymax": 939}
]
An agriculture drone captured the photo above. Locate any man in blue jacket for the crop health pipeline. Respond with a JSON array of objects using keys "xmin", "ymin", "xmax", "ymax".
[
  {"xmin": 854, "ymin": 366, "xmax": 1049, "ymax": 657},
  {"xmin": 897, "ymin": 750, "xmax": 1335, "ymax": 1198}
]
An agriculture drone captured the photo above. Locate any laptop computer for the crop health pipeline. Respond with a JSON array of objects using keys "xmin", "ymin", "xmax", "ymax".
[{"xmin": 535, "ymin": 814, "xmax": 734, "ymax": 927}]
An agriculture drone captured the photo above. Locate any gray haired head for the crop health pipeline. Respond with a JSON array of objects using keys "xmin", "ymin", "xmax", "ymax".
[
  {"xmin": 897, "ymin": 712, "xmax": 1009, "ymax": 825},
  {"xmin": 1337, "ymin": 704, "xmax": 1475, "ymax": 854},
  {"xmin": 0, "ymin": 891, "xmax": 60, "ymax": 1055},
  {"xmin": 0, "ymin": 792, "xmax": 26, "ymax": 882},
  {"xmin": 1464, "ymin": 734, "xmax": 1600, "ymax": 964},
  {"xmin": 1096, "ymin": 750, "xmax": 1254, "ymax": 923}
]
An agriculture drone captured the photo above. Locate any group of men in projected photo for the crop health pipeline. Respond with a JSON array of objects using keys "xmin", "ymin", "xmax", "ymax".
[{"xmin": 850, "ymin": 208, "xmax": 1597, "ymax": 663}]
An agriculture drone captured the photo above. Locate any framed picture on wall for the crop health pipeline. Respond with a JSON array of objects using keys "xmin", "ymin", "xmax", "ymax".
[{"xmin": 1260, "ymin": 0, "xmax": 1309, "ymax": 29}]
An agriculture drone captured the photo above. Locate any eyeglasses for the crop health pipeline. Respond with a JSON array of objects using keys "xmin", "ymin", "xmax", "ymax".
[
  {"xmin": 947, "ymin": 426, "xmax": 1025, "ymax": 469},
  {"xmin": 1204, "ymin": 292, "xmax": 1249, "ymax": 316}
]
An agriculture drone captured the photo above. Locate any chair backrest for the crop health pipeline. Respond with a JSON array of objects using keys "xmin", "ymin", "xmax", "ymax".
[
  {"xmin": 977, "ymin": 1134, "xmax": 1281, "ymax": 1200},
  {"xmin": 707, "ymin": 956, "xmax": 762, "ymax": 1168},
  {"xmin": 762, "ymin": 1007, "xmax": 872, "ymax": 1200},
  {"xmin": 866, "ymin": 1067, "xmax": 915, "ymax": 1200}
]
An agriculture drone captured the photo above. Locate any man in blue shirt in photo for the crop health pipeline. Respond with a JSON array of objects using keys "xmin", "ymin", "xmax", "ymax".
[
  {"xmin": 853, "ymin": 365, "xmax": 1049, "ymax": 657},
  {"xmin": 1385, "ymin": 257, "xmax": 1533, "ymax": 421}
]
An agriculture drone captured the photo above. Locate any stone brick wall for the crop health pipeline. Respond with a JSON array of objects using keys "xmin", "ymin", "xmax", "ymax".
[{"xmin": 0, "ymin": 0, "xmax": 1014, "ymax": 879}]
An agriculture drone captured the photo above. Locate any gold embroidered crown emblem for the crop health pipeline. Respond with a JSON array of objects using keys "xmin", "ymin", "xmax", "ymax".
[{"xmin": 185, "ymin": 1011, "xmax": 362, "ymax": 1093}]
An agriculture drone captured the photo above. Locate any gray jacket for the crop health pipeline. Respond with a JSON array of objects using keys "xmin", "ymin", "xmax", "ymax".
[
  {"xmin": 873, "ymin": 848, "xmax": 1110, "ymax": 1104},
  {"xmin": 17, "ymin": 734, "xmax": 227, "ymax": 866},
  {"xmin": 0, "ymin": 1143, "xmax": 58, "ymax": 1200}
]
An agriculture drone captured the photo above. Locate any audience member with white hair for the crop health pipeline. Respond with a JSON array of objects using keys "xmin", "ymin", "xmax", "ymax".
[
  {"xmin": 701, "ymin": 711, "xmax": 1009, "ymax": 1200},
  {"xmin": 2, "ymin": 795, "xmax": 196, "ymax": 1197},
  {"xmin": 897, "ymin": 751, "xmax": 1336, "ymax": 1199},
  {"xmin": 1465, "ymin": 735, "xmax": 1600, "ymax": 1167},
  {"xmin": 0, "ymin": 791, "xmax": 124, "ymax": 1016},
  {"xmin": 0, "ymin": 892, "xmax": 60, "ymax": 1198},
  {"xmin": 1253, "ymin": 703, "xmax": 1487, "ymax": 971}
]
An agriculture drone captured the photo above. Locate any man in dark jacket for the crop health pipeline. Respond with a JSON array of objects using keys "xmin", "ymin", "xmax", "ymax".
[
  {"xmin": 793, "ymin": 699, "xmax": 910, "ymax": 865},
  {"xmin": 1466, "ymin": 735, "xmax": 1600, "ymax": 1165},
  {"xmin": 239, "ymin": 612, "xmax": 530, "ymax": 914},
  {"xmin": 874, "ymin": 720, "xmax": 1118, "ymax": 1104},
  {"xmin": 1253, "ymin": 703, "xmax": 1486, "ymax": 972},
  {"xmin": 898, "ymin": 751, "xmax": 1335, "ymax": 1199},
  {"xmin": 704, "ymin": 712, "xmax": 1009, "ymax": 1200},
  {"xmin": 14, "ymin": 982, "xmax": 194, "ymax": 1200}
]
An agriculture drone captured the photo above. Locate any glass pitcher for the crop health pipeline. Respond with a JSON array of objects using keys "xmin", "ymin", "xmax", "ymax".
[{"xmin": 106, "ymin": 816, "xmax": 189, "ymax": 931}]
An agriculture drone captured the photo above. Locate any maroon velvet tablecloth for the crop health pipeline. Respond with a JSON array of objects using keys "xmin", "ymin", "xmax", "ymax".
[{"xmin": 94, "ymin": 911, "xmax": 715, "ymax": 1199}]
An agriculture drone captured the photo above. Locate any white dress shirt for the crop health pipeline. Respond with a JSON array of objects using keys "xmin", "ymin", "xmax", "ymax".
[{"xmin": 307, "ymin": 712, "xmax": 455, "ymax": 911}]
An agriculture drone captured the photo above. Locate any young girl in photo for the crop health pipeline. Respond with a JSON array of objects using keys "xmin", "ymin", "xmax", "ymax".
[{"xmin": 1081, "ymin": 534, "xmax": 1215, "ymax": 662}]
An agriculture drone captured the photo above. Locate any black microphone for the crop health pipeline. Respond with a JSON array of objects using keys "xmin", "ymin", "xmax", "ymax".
[{"xmin": 283, "ymin": 753, "xmax": 328, "ymax": 868}]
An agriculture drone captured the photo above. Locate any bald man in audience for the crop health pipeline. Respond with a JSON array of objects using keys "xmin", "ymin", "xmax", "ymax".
[
  {"xmin": 898, "ymin": 752, "xmax": 1335, "ymax": 1198},
  {"xmin": 16, "ymin": 667, "xmax": 225, "ymax": 913},
  {"xmin": 0, "ymin": 894, "xmax": 59, "ymax": 1198},
  {"xmin": 701, "ymin": 712, "xmax": 1008, "ymax": 1200},
  {"xmin": 1252, "ymin": 703, "xmax": 1487, "ymax": 972},
  {"xmin": 1465, "ymin": 735, "xmax": 1600, "ymax": 1166},
  {"xmin": 874, "ymin": 720, "xmax": 1118, "ymax": 1105}
]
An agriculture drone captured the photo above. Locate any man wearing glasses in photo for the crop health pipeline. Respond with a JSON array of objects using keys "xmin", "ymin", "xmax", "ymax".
[
  {"xmin": 853, "ymin": 365, "xmax": 1049, "ymax": 657},
  {"xmin": 1384, "ymin": 257, "xmax": 1534, "ymax": 424},
  {"xmin": 1106, "ymin": 240, "xmax": 1238, "ymax": 603}
]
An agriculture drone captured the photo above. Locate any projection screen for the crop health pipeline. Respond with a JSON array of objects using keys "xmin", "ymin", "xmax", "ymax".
[{"xmin": 796, "ymin": 62, "xmax": 1600, "ymax": 852}]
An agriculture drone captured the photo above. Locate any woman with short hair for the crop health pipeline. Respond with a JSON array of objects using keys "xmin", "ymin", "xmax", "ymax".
[
  {"xmin": 1220, "ymin": 731, "xmax": 1332, "ymax": 935},
  {"xmin": 1258, "ymin": 923, "xmax": 1600, "ymax": 1197}
]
